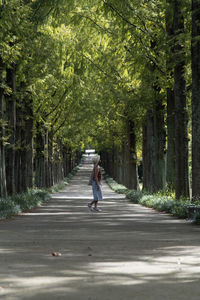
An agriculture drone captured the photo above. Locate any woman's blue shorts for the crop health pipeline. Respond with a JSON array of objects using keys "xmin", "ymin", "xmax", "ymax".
[{"xmin": 92, "ymin": 180, "xmax": 103, "ymax": 201}]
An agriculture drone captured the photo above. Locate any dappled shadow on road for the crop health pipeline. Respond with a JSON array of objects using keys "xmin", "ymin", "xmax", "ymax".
[
  {"xmin": 1, "ymin": 163, "xmax": 200, "ymax": 299},
  {"xmin": 1, "ymin": 199, "xmax": 200, "ymax": 300}
]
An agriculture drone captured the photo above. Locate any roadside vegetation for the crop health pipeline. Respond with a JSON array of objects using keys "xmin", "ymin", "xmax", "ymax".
[
  {"xmin": 103, "ymin": 171, "xmax": 200, "ymax": 224},
  {"xmin": 0, "ymin": 164, "xmax": 80, "ymax": 220}
]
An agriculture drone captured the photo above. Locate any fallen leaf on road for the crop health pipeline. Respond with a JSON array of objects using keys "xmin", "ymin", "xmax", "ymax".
[{"xmin": 51, "ymin": 252, "xmax": 62, "ymax": 257}]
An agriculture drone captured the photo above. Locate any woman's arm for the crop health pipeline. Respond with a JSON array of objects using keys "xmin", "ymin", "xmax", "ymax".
[{"xmin": 94, "ymin": 166, "xmax": 100, "ymax": 189}]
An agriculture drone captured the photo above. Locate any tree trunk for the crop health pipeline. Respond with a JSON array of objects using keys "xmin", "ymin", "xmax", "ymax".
[
  {"xmin": 166, "ymin": 89, "xmax": 176, "ymax": 190},
  {"xmin": 24, "ymin": 96, "xmax": 34, "ymax": 189},
  {"xmin": 15, "ymin": 100, "xmax": 22, "ymax": 193},
  {"xmin": 173, "ymin": 0, "xmax": 190, "ymax": 199},
  {"xmin": 0, "ymin": 57, "xmax": 7, "ymax": 198},
  {"xmin": 192, "ymin": 0, "xmax": 200, "ymax": 200},
  {"xmin": 127, "ymin": 120, "xmax": 139, "ymax": 190},
  {"xmin": 35, "ymin": 125, "xmax": 45, "ymax": 188},
  {"xmin": 5, "ymin": 64, "xmax": 16, "ymax": 195},
  {"xmin": 122, "ymin": 120, "xmax": 139, "ymax": 190},
  {"xmin": 142, "ymin": 123, "xmax": 148, "ymax": 191},
  {"xmin": 117, "ymin": 147, "xmax": 123, "ymax": 184},
  {"xmin": 44, "ymin": 129, "xmax": 50, "ymax": 187},
  {"xmin": 48, "ymin": 130, "xmax": 53, "ymax": 186},
  {"xmin": 165, "ymin": 0, "xmax": 176, "ymax": 190},
  {"xmin": 142, "ymin": 102, "xmax": 166, "ymax": 193},
  {"xmin": 15, "ymin": 92, "xmax": 34, "ymax": 192}
]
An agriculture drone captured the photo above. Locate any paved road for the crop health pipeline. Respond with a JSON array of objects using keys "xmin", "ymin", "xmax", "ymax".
[{"xmin": 1, "ymin": 156, "xmax": 200, "ymax": 299}]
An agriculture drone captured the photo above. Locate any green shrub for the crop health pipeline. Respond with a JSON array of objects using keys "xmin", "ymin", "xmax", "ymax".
[
  {"xmin": 126, "ymin": 190, "xmax": 143, "ymax": 203},
  {"xmin": 0, "ymin": 189, "xmax": 49, "ymax": 220},
  {"xmin": 0, "ymin": 197, "xmax": 21, "ymax": 219},
  {"xmin": 104, "ymin": 176, "xmax": 128, "ymax": 194},
  {"xmin": 138, "ymin": 194, "xmax": 189, "ymax": 219},
  {"xmin": 10, "ymin": 189, "xmax": 50, "ymax": 211},
  {"xmin": 194, "ymin": 212, "xmax": 200, "ymax": 225},
  {"xmin": 170, "ymin": 200, "xmax": 189, "ymax": 218},
  {"xmin": 46, "ymin": 182, "xmax": 67, "ymax": 193}
]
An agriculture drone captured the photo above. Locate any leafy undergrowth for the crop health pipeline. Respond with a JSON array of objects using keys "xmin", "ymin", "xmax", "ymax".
[
  {"xmin": 0, "ymin": 164, "xmax": 80, "ymax": 220},
  {"xmin": 103, "ymin": 173, "xmax": 129, "ymax": 194},
  {"xmin": 0, "ymin": 189, "xmax": 49, "ymax": 220},
  {"xmin": 103, "ymin": 171, "xmax": 199, "ymax": 221}
]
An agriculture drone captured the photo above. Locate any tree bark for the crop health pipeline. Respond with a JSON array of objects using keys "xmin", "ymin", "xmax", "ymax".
[
  {"xmin": 192, "ymin": 0, "xmax": 200, "ymax": 200},
  {"xmin": 5, "ymin": 64, "xmax": 16, "ymax": 195},
  {"xmin": 173, "ymin": 0, "xmax": 190, "ymax": 199},
  {"xmin": 122, "ymin": 120, "xmax": 139, "ymax": 190},
  {"xmin": 25, "ymin": 98, "xmax": 34, "ymax": 189},
  {"xmin": 23, "ymin": 95, "xmax": 34, "ymax": 190},
  {"xmin": 165, "ymin": 0, "xmax": 176, "ymax": 190},
  {"xmin": 166, "ymin": 89, "xmax": 176, "ymax": 190},
  {"xmin": 15, "ymin": 99, "xmax": 22, "ymax": 193},
  {"xmin": 142, "ymin": 123, "xmax": 148, "ymax": 190},
  {"xmin": 44, "ymin": 129, "xmax": 50, "ymax": 187},
  {"xmin": 0, "ymin": 57, "xmax": 7, "ymax": 198},
  {"xmin": 142, "ymin": 102, "xmax": 166, "ymax": 193},
  {"xmin": 48, "ymin": 130, "xmax": 53, "ymax": 186},
  {"xmin": 15, "ymin": 91, "xmax": 34, "ymax": 192},
  {"xmin": 35, "ymin": 124, "xmax": 45, "ymax": 188}
]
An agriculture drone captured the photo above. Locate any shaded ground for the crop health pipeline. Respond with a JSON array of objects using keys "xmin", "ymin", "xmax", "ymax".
[{"xmin": 1, "ymin": 156, "xmax": 200, "ymax": 299}]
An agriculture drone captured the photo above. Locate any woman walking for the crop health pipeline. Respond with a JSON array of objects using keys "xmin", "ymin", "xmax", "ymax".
[{"xmin": 88, "ymin": 155, "xmax": 103, "ymax": 211}]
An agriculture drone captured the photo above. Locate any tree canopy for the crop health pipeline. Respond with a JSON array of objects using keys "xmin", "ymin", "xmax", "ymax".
[{"xmin": 1, "ymin": 0, "xmax": 200, "ymax": 200}]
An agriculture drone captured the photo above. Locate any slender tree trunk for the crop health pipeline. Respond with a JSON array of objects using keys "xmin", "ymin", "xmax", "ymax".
[
  {"xmin": 67, "ymin": 149, "xmax": 72, "ymax": 174},
  {"xmin": 173, "ymin": 0, "xmax": 190, "ymax": 199},
  {"xmin": 64, "ymin": 144, "xmax": 70, "ymax": 177},
  {"xmin": 20, "ymin": 125, "xmax": 26, "ymax": 191},
  {"xmin": 142, "ymin": 123, "xmax": 148, "ymax": 191},
  {"xmin": 48, "ymin": 130, "xmax": 53, "ymax": 186},
  {"xmin": 106, "ymin": 144, "xmax": 114, "ymax": 179},
  {"xmin": 127, "ymin": 120, "xmax": 139, "ymax": 190},
  {"xmin": 24, "ymin": 96, "xmax": 33, "ymax": 189},
  {"xmin": 143, "ymin": 111, "xmax": 155, "ymax": 192},
  {"xmin": 122, "ymin": 120, "xmax": 139, "ymax": 190},
  {"xmin": 109, "ymin": 149, "xmax": 114, "ymax": 178},
  {"xmin": 192, "ymin": 0, "xmax": 200, "ymax": 200},
  {"xmin": 118, "ymin": 147, "xmax": 123, "ymax": 184},
  {"xmin": 5, "ymin": 64, "xmax": 16, "ymax": 195},
  {"xmin": 63, "ymin": 145, "xmax": 67, "ymax": 177},
  {"xmin": 113, "ymin": 145, "xmax": 120, "ymax": 183},
  {"xmin": 44, "ymin": 129, "xmax": 49, "ymax": 187},
  {"xmin": 165, "ymin": 0, "xmax": 176, "ymax": 190},
  {"xmin": 0, "ymin": 57, "xmax": 7, "ymax": 198},
  {"xmin": 166, "ymin": 89, "xmax": 176, "ymax": 189},
  {"xmin": 35, "ymin": 125, "xmax": 45, "ymax": 188},
  {"xmin": 60, "ymin": 140, "xmax": 64, "ymax": 181},
  {"xmin": 121, "ymin": 141, "xmax": 127, "ymax": 185},
  {"xmin": 15, "ymin": 99, "xmax": 22, "ymax": 193}
]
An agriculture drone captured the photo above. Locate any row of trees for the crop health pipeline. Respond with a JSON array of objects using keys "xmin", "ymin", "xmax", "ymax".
[
  {"xmin": 97, "ymin": 0, "xmax": 199, "ymax": 201},
  {"xmin": 0, "ymin": 1, "xmax": 82, "ymax": 197},
  {"xmin": 0, "ymin": 0, "xmax": 200, "ymax": 200}
]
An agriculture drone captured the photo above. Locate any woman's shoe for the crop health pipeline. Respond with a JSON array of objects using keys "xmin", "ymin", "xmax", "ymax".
[
  {"xmin": 88, "ymin": 203, "xmax": 93, "ymax": 211},
  {"xmin": 93, "ymin": 207, "xmax": 101, "ymax": 212}
]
